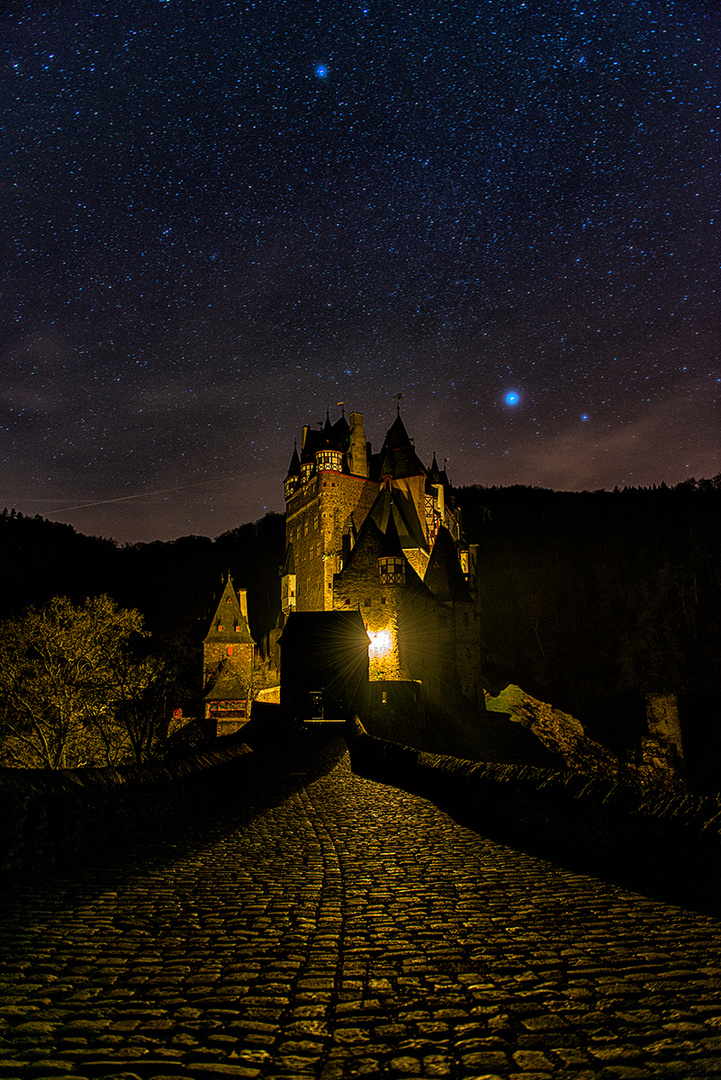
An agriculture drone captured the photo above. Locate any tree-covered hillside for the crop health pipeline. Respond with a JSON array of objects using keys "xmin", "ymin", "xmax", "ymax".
[
  {"xmin": 2, "ymin": 479, "xmax": 719, "ymax": 785},
  {"xmin": 0, "ymin": 508, "xmax": 286, "ymax": 649},
  {"xmin": 457, "ymin": 478, "xmax": 721, "ymax": 782}
]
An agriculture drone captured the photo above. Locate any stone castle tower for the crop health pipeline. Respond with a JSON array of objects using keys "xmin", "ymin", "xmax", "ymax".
[
  {"xmin": 277, "ymin": 407, "xmax": 482, "ymax": 712},
  {"xmin": 202, "ymin": 575, "xmax": 255, "ymax": 734}
]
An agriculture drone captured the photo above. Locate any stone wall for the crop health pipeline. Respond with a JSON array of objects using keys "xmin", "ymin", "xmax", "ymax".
[
  {"xmin": 0, "ymin": 740, "xmax": 254, "ymax": 875},
  {"xmin": 286, "ymin": 471, "xmax": 378, "ymax": 611},
  {"xmin": 347, "ymin": 716, "xmax": 721, "ymax": 916}
]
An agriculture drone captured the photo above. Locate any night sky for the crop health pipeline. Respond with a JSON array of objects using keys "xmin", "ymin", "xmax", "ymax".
[{"xmin": 2, "ymin": 1, "xmax": 719, "ymax": 543}]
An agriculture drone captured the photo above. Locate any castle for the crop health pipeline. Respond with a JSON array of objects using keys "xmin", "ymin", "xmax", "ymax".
[
  {"xmin": 202, "ymin": 405, "xmax": 483, "ymax": 729},
  {"xmin": 275, "ymin": 406, "xmax": 483, "ymax": 719}
]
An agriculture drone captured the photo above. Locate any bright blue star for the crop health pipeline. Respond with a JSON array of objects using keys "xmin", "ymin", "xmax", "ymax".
[
  {"xmin": 504, "ymin": 391, "xmax": 520, "ymax": 407},
  {"xmin": 581, "ymin": 413, "xmax": 589, "ymax": 421},
  {"xmin": 315, "ymin": 64, "xmax": 328, "ymax": 79}
]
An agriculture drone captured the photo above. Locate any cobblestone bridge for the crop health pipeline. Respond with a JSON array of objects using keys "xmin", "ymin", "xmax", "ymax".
[{"xmin": 2, "ymin": 733, "xmax": 721, "ymax": 1080}]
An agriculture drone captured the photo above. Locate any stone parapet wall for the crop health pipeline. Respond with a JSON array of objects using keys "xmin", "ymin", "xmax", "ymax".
[
  {"xmin": 0, "ymin": 740, "xmax": 254, "ymax": 875},
  {"xmin": 347, "ymin": 716, "xmax": 721, "ymax": 916}
]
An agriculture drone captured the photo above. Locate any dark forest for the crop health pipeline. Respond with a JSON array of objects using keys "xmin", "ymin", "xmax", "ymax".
[{"xmin": 1, "ymin": 477, "xmax": 718, "ymax": 787}]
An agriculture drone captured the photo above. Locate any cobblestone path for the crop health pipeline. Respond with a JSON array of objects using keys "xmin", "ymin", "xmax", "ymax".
[{"xmin": 2, "ymin": 734, "xmax": 721, "ymax": 1080}]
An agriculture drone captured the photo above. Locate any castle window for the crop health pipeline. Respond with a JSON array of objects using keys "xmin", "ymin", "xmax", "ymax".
[
  {"xmin": 227, "ymin": 645, "xmax": 234, "ymax": 656},
  {"xmin": 379, "ymin": 557, "xmax": 405, "ymax": 586},
  {"xmin": 316, "ymin": 450, "xmax": 342, "ymax": 472},
  {"xmin": 364, "ymin": 597, "xmax": 372, "ymax": 607},
  {"xmin": 217, "ymin": 624, "xmax": 223, "ymax": 631}
]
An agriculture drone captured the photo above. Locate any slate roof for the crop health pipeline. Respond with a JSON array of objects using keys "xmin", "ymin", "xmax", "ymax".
[
  {"xmin": 204, "ymin": 659, "xmax": 249, "ymax": 701},
  {"xmin": 424, "ymin": 526, "xmax": 472, "ymax": 602},
  {"xmin": 368, "ymin": 487, "xmax": 428, "ymax": 555},
  {"xmin": 204, "ymin": 576, "xmax": 255, "ymax": 644},
  {"xmin": 278, "ymin": 609, "xmax": 369, "ymax": 647},
  {"xmin": 376, "ymin": 414, "xmax": 427, "ymax": 480},
  {"xmin": 285, "ymin": 444, "xmax": 301, "ymax": 480}
]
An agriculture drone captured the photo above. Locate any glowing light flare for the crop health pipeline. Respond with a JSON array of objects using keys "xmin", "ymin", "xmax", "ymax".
[
  {"xmin": 368, "ymin": 628, "xmax": 393, "ymax": 657},
  {"xmin": 504, "ymin": 390, "xmax": 520, "ymax": 407}
]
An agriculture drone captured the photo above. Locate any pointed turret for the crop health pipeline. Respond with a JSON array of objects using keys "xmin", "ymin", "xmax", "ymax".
[
  {"xmin": 204, "ymin": 575, "xmax": 254, "ymax": 645},
  {"xmin": 202, "ymin": 576, "xmax": 256, "ymax": 734},
  {"xmin": 285, "ymin": 444, "xmax": 301, "ymax": 481},
  {"xmin": 378, "ymin": 414, "xmax": 426, "ymax": 480},
  {"xmin": 284, "ymin": 444, "xmax": 301, "ymax": 499}
]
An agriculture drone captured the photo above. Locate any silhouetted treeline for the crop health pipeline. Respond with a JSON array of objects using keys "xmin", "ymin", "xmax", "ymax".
[
  {"xmin": 3, "ymin": 479, "xmax": 719, "ymax": 784},
  {"xmin": 457, "ymin": 478, "xmax": 721, "ymax": 774},
  {"xmin": 0, "ymin": 508, "xmax": 285, "ymax": 649}
]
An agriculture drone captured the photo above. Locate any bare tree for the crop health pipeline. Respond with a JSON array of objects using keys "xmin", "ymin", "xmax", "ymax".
[{"xmin": 0, "ymin": 596, "xmax": 155, "ymax": 768}]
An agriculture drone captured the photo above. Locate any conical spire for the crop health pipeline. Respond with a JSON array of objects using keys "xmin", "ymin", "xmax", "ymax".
[{"xmin": 285, "ymin": 442, "xmax": 301, "ymax": 481}]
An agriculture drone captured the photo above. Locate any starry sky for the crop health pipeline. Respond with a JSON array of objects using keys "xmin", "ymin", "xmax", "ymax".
[{"xmin": 2, "ymin": 0, "xmax": 719, "ymax": 543}]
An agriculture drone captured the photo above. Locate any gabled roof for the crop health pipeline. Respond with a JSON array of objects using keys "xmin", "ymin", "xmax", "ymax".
[
  {"xmin": 378, "ymin": 509, "xmax": 404, "ymax": 558},
  {"xmin": 204, "ymin": 576, "xmax": 255, "ymax": 644},
  {"xmin": 336, "ymin": 499, "xmax": 436, "ymax": 602},
  {"xmin": 424, "ymin": 527, "xmax": 472, "ymax": 602},
  {"xmin": 369, "ymin": 487, "xmax": 428, "ymax": 555},
  {"xmin": 204, "ymin": 659, "xmax": 249, "ymax": 701}
]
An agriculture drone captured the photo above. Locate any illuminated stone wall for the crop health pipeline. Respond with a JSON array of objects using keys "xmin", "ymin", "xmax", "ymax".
[
  {"xmin": 333, "ymin": 525, "xmax": 442, "ymax": 693},
  {"xmin": 286, "ymin": 470, "xmax": 378, "ymax": 611},
  {"xmin": 281, "ymin": 412, "xmax": 483, "ymax": 713},
  {"xmin": 451, "ymin": 601, "xmax": 483, "ymax": 705},
  {"xmin": 202, "ymin": 641, "xmax": 253, "ymax": 688}
]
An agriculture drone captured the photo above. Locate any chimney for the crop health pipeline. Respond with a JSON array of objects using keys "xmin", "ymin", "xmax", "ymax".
[{"xmin": 348, "ymin": 412, "xmax": 369, "ymax": 477}]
